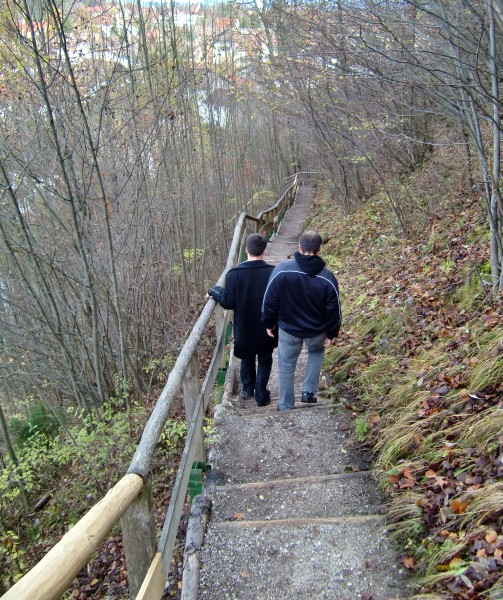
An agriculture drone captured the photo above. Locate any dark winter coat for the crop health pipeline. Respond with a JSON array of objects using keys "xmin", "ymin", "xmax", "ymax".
[
  {"xmin": 208, "ymin": 260, "xmax": 278, "ymax": 359},
  {"xmin": 262, "ymin": 251, "xmax": 342, "ymax": 339}
]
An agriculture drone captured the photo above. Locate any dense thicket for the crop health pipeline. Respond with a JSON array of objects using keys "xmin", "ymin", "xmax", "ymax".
[{"xmin": 0, "ymin": 0, "xmax": 299, "ymax": 421}]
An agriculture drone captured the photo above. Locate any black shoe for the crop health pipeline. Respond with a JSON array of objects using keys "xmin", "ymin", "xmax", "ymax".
[
  {"xmin": 256, "ymin": 395, "xmax": 271, "ymax": 407},
  {"xmin": 301, "ymin": 391, "xmax": 317, "ymax": 404}
]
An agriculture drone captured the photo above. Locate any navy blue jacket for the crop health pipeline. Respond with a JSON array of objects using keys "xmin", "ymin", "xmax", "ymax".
[
  {"xmin": 208, "ymin": 260, "xmax": 278, "ymax": 359},
  {"xmin": 262, "ymin": 252, "xmax": 341, "ymax": 339}
]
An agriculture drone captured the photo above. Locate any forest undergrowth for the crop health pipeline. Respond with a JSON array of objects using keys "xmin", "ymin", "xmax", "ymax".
[
  {"xmin": 0, "ymin": 356, "xmax": 208, "ymax": 598},
  {"xmin": 314, "ymin": 143, "xmax": 503, "ymax": 599}
]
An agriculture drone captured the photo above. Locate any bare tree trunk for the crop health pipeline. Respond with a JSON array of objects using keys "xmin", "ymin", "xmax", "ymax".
[
  {"xmin": 21, "ymin": 0, "xmax": 108, "ymax": 406},
  {"xmin": 0, "ymin": 403, "xmax": 30, "ymax": 513},
  {"xmin": 48, "ymin": 0, "xmax": 130, "ymax": 405},
  {"xmin": 488, "ymin": 0, "xmax": 503, "ymax": 289}
]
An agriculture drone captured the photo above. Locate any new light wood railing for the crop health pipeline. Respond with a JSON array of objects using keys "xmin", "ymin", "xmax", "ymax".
[{"xmin": 2, "ymin": 173, "xmax": 314, "ymax": 600}]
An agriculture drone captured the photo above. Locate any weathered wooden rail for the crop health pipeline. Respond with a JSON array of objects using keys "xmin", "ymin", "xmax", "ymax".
[{"xmin": 2, "ymin": 173, "xmax": 319, "ymax": 600}]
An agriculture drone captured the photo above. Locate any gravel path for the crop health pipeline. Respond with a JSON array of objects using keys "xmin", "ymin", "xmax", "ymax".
[{"xmin": 191, "ymin": 188, "xmax": 413, "ymax": 599}]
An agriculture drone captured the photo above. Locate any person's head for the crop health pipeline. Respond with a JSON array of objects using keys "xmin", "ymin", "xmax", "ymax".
[
  {"xmin": 246, "ymin": 233, "xmax": 268, "ymax": 258},
  {"xmin": 299, "ymin": 231, "xmax": 322, "ymax": 255}
]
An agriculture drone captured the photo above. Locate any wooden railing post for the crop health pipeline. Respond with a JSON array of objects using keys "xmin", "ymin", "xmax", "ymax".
[
  {"xmin": 214, "ymin": 305, "xmax": 228, "ymax": 370},
  {"xmin": 120, "ymin": 478, "xmax": 157, "ymax": 599},
  {"xmin": 183, "ymin": 354, "xmax": 204, "ymax": 463}
]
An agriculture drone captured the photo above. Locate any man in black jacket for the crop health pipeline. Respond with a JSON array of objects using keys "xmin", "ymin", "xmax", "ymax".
[
  {"xmin": 262, "ymin": 231, "xmax": 341, "ymax": 411},
  {"xmin": 207, "ymin": 233, "xmax": 278, "ymax": 407}
]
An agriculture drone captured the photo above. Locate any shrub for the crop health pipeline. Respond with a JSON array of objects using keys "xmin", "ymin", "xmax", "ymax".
[{"xmin": 9, "ymin": 403, "xmax": 61, "ymax": 447}]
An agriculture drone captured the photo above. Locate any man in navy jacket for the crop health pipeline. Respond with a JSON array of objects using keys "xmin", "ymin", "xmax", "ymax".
[
  {"xmin": 262, "ymin": 231, "xmax": 341, "ymax": 410},
  {"xmin": 207, "ymin": 233, "xmax": 278, "ymax": 406}
]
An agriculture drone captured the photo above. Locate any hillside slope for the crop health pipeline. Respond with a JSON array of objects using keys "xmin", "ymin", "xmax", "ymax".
[{"xmin": 310, "ymin": 145, "xmax": 502, "ymax": 599}]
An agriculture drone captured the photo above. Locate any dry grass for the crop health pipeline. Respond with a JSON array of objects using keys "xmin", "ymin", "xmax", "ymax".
[
  {"xmin": 316, "ymin": 141, "xmax": 502, "ymax": 598},
  {"xmin": 461, "ymin": 482, "xmax": 503, "ymax": 527},
  {"xmin": 384, "ymin": 490, "xmax": 424, "ymax": 540},
  {"xmin": 469, "ymin": 344, "xmax": 503, "ymax": 394},
  {"xmin": 486, "ymin": 577, "xmax": 503, "ymax": 599},
  {"xmin": 406, "ymin": 596, "xmax": 445, "ymax": 600},
  {"xmin": 455, "ymin": 408, "xmax": 503, "ymax": 449}
]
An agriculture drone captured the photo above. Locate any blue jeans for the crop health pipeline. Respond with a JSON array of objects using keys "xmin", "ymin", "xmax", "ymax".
[
  {"xmin": 277, "ymin": 329, "xmax": 326, "ymax": 410},
  {"xmin": 240, "ymin": 353, "xmax": 273, "ymax": 405}
]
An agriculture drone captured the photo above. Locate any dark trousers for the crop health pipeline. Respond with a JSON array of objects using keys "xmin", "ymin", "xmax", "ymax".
[{"xmin": 240, "ymin": 353, "xmax": 273, "ymax": 405}]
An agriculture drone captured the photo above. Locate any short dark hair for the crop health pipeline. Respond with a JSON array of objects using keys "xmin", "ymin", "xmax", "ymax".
[
  {"xmin": 299, "ymin": 231, "xmax": 322, "ymax": 254},
  {"xmin": 246, "ymin": 233, "xmax": 267, "ymax": 257}
]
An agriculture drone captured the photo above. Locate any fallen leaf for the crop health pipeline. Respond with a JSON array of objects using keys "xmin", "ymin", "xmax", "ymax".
[
  {"xmin": 425, "ymin": 469, "xmax": 437, "ymax": 478},
  {"xmin": 450, "ymin": 499, "xmax": 468, "ymax": 514},
  {"xmin": 399, "ymin": 477, "xmax": 415, "ymax": 488},
  {"xmin": 486, "ymin": 530, "xmax": 498, "ymax": 544},
  {"xmin": 449, "ymin": 557, "xmax": 466, "ymax": 570},
  {"xmin": 232, "ymin": 512, "xmax": 245, "ymax": 520},
  {"xmin": 402, "ymin": 556, "xmax": 415, "ymax": 569},
  {"xmin": 403, "ymin": 467, "xmax": 414, "ymax": 480}
]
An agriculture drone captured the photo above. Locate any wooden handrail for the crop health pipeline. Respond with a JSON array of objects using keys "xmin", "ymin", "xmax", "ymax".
[
  {"xmin": 1, "ymin": 474, "xmax": 144, "ymax": 600},
  {"xmin": 1, "ymin": 174, "xmax": 312, "ymax": 600}
]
